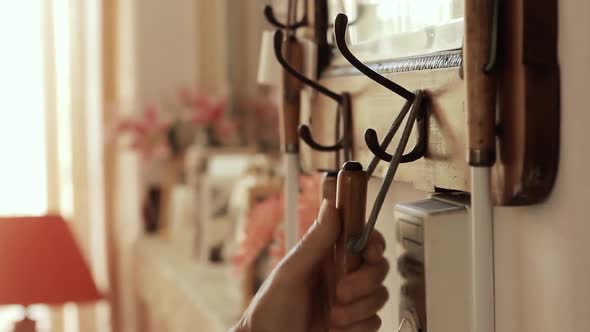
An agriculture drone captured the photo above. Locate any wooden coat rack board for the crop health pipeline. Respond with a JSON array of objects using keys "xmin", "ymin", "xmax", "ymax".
[
  {"xmin": 300, "ymin": 58, "xmax": 466, "ymax": 192},
  {"xmin": 299, "ymin": 0, "xmax": 559, "ymax": 206}
]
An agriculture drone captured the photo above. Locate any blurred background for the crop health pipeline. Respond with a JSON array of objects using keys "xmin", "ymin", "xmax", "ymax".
[
  {"xmin": 0, "ymin": 1, "xmax": 461, "ymax": 331},
  {"xmin": 0, "ymin": 1, "xmax": 276, "ymax": 331},
  {"xmin": 1, "ymin": 1, "xmax": 589, "ymax": 332}
]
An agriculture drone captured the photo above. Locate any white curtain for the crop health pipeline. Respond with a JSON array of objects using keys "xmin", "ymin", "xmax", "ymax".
[{"xmin": 0, "ymin": 1, "xmax": 110, "ymax": 331}]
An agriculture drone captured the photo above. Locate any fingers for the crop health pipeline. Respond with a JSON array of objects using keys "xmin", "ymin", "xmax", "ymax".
[
  {"xmin": 329, "ymin": 315, "xmax": 382, "ymax": 332},
  {"xmin": 279, "ymin": 199, "xmax": 340, "ymax": 281},
  {"xmin": 336, "ymin": 257, "xmax": 390, "ymax": 303},
  {"xmin": 363, "ymin": 230, "xmax": 386, "ymax": 264},
  {"xmin": 330, "ymin": 286, "xmax": 389, "ymax": 327}
]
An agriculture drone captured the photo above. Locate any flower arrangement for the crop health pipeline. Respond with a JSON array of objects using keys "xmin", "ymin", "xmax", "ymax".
[
  {"xmin": 177, "ymin": 87, "xmax": 238, "ymax": 147},
  {"xmin": 247, "ymin": 95, "xmax": 280, "ymax": 152},
  {"xmin": 112, "ymin": 104, "xmax": 172, "ymax": 161},
  {"xmin": 111, "ymin": 87, "xmax": 239, "ymax": 162},
  {"xmin": 231, "ymin": 174, "xmax": 322, "ymax": 272}
]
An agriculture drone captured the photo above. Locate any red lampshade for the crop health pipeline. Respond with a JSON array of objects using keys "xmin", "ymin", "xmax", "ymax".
[{"xmin": 0, "ymin": 215, "xmax": 102, "ymax": 306}]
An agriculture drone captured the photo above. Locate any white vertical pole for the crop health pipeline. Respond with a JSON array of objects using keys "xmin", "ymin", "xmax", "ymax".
[
  {"xmin": 470, "ymin": 167, "xmax": 495, "ymax": 332},
  {"xmin": 284, "ymin": 154, "xmax": 300, "ymax": 250}
]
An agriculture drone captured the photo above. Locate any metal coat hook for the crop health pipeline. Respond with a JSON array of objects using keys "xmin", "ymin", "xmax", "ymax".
[
  {"xmin": 483, "ymin": 0, "xmax": 500, "ymax": 73},
  {"xmin": 273, "ymin": 30, "xmax": 343, "ymax": 103},
  {"xmin": 273, "ymin": 30, "xmax": 353, "ymax": 162},
  {"xmin": 328, "ymin": 9, "xmax": 362, "ymax": 28},
  {"xmin": 364, "ymin": 92, "xmax": 428, "ymax": 164},
  {"xmin": 348, "ymin": 91, "xmax": 425, "ymax": 254},
  {"xmin": 264, "ymin": 5, "xmax": 307, "ymax": 30},
  {"xmin": 299, "ymin": 93, "xmax": 353, "ymax": 163},
  {"xmin": 334, "ymin": 13, "xmax": 415, "ymax": 102},
  {"xmin": 333, "ymin": 13, "xmax": 427, "ymax": 165}
]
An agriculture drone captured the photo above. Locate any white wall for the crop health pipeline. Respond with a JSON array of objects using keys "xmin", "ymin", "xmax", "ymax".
[
  {"xmin": 136, "ymin": 0, "xmax": 198, "ymax": 101},
  {"xmin": 375, "ymin": 1, "xmax": 590, "ymax": 331},
  {"xmin": 114, "ymin": 1, "xmax": 200, "ymax": 331},
  {"xmin": 493, "ymin": 1, "xmax": 590, "ymax": 330}
]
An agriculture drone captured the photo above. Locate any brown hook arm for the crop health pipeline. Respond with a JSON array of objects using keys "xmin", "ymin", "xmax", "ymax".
[
  {"xmin": 298, "ymin": 93, "xmax": 352, "ymax": 157},
  {"xmin": 264, "ymin": 5, "xmax": 307, "ymax": 30},
  {"xmin": 274, "ymin": 30, "xmax": 343, "ymax": 103},
  {"xmin": 364, "ymin": 91, "xmax": 428, "ymax": 165},
  {"xmin": 333, "ymin": 14, "xmax": 415, "ymax": 102},
  {"xmin": 299, "ymin": 125, "xmax": 344, "ymax": 151}
]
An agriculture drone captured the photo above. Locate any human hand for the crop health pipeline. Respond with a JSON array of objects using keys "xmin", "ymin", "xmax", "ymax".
[{"xmin": 232, "ymin": 199, "xmax": 390, "ymax": 332}]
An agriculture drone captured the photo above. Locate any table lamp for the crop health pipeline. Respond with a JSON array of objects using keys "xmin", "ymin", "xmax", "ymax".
[{"xmin": 0, "ymin": 215, "xmax": 103, "ymax": 332}]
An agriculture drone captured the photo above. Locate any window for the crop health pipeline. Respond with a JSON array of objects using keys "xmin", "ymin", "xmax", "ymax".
[
  {"xmin": 0, "ymin": 2, "xmax": 52, "ymax": 331},
  {"xmin": 0, "ymin": 2, "xmax": 48, "ymax": 216},
  {"xmin": 329, "ymin": 0, "xmax": 464, "ymax": 62}
]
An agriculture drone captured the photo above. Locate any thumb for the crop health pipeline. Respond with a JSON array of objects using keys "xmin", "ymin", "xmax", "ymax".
[{"xmin": 280, "ymin": 199, "xmax": 340, "ymax": 279}]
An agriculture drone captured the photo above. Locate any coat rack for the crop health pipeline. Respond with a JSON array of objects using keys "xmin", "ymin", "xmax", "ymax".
[
  {"xmin": 282, "ymin": 1, "xmax": 559, "ymax": 332},
  {"xmin": 264, "ymin": 1, "xmax": 306, "ymax": 251},
  {"xmin": 273, "ymin": 29, "xmax": 353, "ymax": 167},
  {"xmin": 333, "ymin": 13, "xmax": 427, "ymax": 170},
  {"xmin": 263, "ymin": 4, "xmax": 307, "ymax": 30},
  {"xmin": 303, "ymin": 2, "xmax": 558, "ymax": 206}
]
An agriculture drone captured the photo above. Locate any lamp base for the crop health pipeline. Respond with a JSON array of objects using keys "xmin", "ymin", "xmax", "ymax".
[{"xmin": 12, "ymin": 317, "xmax": 37, "ymax": 332}]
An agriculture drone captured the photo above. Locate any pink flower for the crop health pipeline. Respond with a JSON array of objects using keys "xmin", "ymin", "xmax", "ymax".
[
  {"xmin": 111, "ymin": 104, "xmax": 172, "ymax": 161},
  {"xmin": 178, "ymin": 86, "xmax": 228, "ymax": 126},
  {"xmin": 191, "ymin": 95, "xmax": 212, "ymax": 113},
  {"xmin": 298, "ymin": 174, "xmax": 322, "ymax": 234},
  {"xmin": 231, "ymin": 194, "xmax": 284, "ymax": 272},
  {"xmin": 212, "ymin": 118, "xmax": 237, "ymax": 142},
  {"xmin": 247, "ymin": 96, "xmax": 279, "ymax": 146},
  {"xmin": 110, "ymin": 90, "xmax": 237, "ymax": 162},
  {"xmin": 231, "ymin": 175, "xmax": 323, "ymax": 273},
  {"xmin": 209, "ymin": 99, "xmax": 226, "ymax": 121},
  {"xmin": 270, "ymin": 175, "xmax": 321, "ymax": 266},
  {"xmin": 177, "ymin": 86, "xmax": 209, "ymax": 109},
  {"xmin": 190, "ymin": 97, "xmax": 226, "ymax": 125}
]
